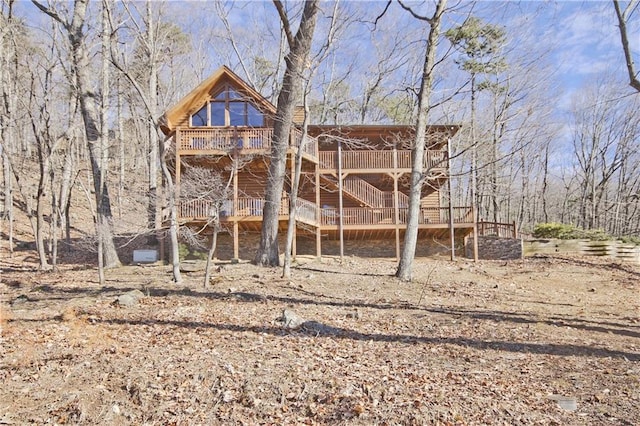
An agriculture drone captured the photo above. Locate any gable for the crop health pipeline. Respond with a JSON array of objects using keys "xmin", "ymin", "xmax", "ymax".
[{"xmin": 159, "ymin": 65, "xmax": 276, "ymax": 135}]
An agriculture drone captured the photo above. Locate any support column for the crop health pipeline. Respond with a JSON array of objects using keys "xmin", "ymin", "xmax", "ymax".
[
  {"xmin": 393, "ymin": 146, "xmax": 400, "ymax": 260},
  {"xmin": 315, "ymin": 162, "xmax": 322, "ymax": 259},
  {"xmin": 447, "ymin": 137, "xmax": 455, "ymax": 261},
  {"xmin": 393, "ymin": 173, "xmax": 400, "ymax": 261},
  {"xmin": 472, "ymin": 205, "xmax": 479, "ymax": 262},
  {"xmin": 233, "ymin": 221, "xmax": 239, "ymax": 260},
  {"xmin": 338, "ymin": 141, "xmax": 344, "ymax": 261},
  {"xmin": 292, "ymin": 226, "xmax": 297, "ymax": 259},
  {"xmin": 233, "ymin": 164, "xmax": 239, "ymax": 260}
]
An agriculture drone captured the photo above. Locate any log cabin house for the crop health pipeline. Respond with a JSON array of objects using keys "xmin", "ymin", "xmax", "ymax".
[{"xmin": 159, "ymin": 66, "xmax": 477, "ymax": 260}]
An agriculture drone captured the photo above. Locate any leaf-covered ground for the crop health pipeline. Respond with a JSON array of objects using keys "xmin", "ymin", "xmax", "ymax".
[{"xmin": 1, "ymin": 254, "xmax": 639, "ymax": 425}]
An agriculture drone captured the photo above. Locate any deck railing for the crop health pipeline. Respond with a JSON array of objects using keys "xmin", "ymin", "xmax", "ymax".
[
  {"xmin": 294, "ymin": 198, "xmax": 317, "ymax": 223},
  {"xmin": 478, "ymin": 221, "xmax": 517, "ymax": 238},
  {"xmin": 320, "ymin": 206, "xmax": 473, "ymax": 226},
  {"xmin": 291, "ymin": 128, "xmax": 319, "ymax": 158},
  {"xmin": 180, "ymin": 197, "xmax": 473, "ymax": 228},
  {"xmin": 177, "ymin": 127, "xmax": 318, "ymax": 159},
  {"xmin": 180, "ymin": 197, "xmax": 309, "ymax": 220},
  {"xmin": 318, "ymin": 149, "xmax": 447, "ymax": 171}
]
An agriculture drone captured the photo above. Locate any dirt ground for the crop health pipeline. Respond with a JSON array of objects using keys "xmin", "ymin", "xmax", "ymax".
[{"xmin": 1, "ymin": 251, "xmax": 639, "ymax": 425}]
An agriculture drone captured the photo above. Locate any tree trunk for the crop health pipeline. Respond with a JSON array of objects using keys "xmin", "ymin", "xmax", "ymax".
[
  {"xmin": 161, "ymin": 148, "xmax": 182, "ymax": 283},
  {"xmin": 204, "ymin": 228, "xmax": 218, "ymax": 288},
  {"xmin": 74, "ymin": 0, "xmax": 121, "ymax": 268},
  {"xmin": 255, "ymin": 0, "xmax": 319, "ymax": 266},
  {"xmin": 396, "ymin": 0, "xmax": 447, "ymax": 282},
  {"xmin": 0, "ymin": 4, "xmax": 15, "ymax": 257},
  {"xmin": 147, "ymin": 0, "xmax": 161, "ymax": 240},
  {"xmin": 283, "ymin": 89, "xmax": 311, "ymax": 278},
  {"xmin": 33, "ymin": 0, "xmax": 122, "ymax": 268},
  {"xmin": 35, "ymin": 141, "xmax": 50, "ymax": 269}
]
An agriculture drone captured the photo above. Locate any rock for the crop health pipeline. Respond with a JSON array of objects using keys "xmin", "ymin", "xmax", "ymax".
[
  {"xmin": 346, "ymin": 309, "xmax": 360, "ymax": 319},
  {"xmin": 11, "ymin": 295, "xmax": 29, "ymax": 306},
  {"xmin": 279, "ymin": 309, "xmax": 306, "ymax": 329},
  {"xmin": 113, "ymin": 289, "xmax": 145, "ymax": 307},
  {"xmin": 222, "ymin": 390, "xmax": 235, "ymax": 403},
  {"xmin": 278, "ymin": 309, "xmax": 339, "ymax": 335},
  {"xmin": 180, "ymin": 261, "xmax": 205, "ymax": 273},
  {"xmin": 549, "ymin": 394, "xmax": 577, "ymax": 411}
]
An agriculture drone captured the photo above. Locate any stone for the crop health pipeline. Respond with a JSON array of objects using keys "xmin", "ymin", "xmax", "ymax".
[
  {"xmin": 180, "ymin": 261, "xmax": 205, "ymax": 273},
  {"xmin": 113, "ymin": 289, "xmax": 145, "ymax": 307},
  {"xmin": 11, "ymin": 295, "xmax": 29, "ymax": 306},
  {"xmin": 549, "ymin": 394, "xmax": 577, "ymax": 411},
  {"xmin": 279, "ymin": 309, "xmax": 306, "ymax": 329}
]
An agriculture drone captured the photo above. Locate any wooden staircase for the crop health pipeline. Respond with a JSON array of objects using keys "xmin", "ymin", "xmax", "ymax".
[{"xmin": 321, "ymin": 175, "xmax": 409, "ymax": 208}]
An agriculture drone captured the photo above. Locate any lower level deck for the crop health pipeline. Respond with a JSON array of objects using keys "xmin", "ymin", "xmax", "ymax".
[{"xmin": 178, "ymin": 197, "xmax": 476, "ymax": 260}]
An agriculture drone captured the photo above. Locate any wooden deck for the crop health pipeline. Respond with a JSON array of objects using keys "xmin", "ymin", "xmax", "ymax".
[
  {"xmin": 318, "ymin": 149, "xmax": 448, "ymax": 173},
  {"xmin": 174, "ymin": 127, "xmax": 448, "ymax": 176},
  {"xmin": 179, "ymin": 197, "xmax": 473, "ymax": 229},
  {"xmin": 477, "ymin": 221, "xmax": 518, "ymax": 238},
  {"xmin": 176, "ymin": 127, "xmax": 318, "ymax": 161}
]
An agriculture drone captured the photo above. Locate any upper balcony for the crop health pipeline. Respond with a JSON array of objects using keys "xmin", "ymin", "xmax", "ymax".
[
  {"xmin": 176, "ymin": 127, "xmax": 318, "ymax": 162},
  {"xmin": 318, "ymin": 149, "xmax": 448, "ymax": 174}
]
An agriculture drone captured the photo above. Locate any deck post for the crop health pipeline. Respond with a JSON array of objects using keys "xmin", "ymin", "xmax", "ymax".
[
  {"xmin": 232, "ymin": 164, "xmax": 239, "ymax": 260},
  {"xmin": 292, "ymin": 225, "xmax": 297, "ymax": 259},
  {"xmin": 472, "ymin": 205, "xmax": 479, "ymax": 262},
  {"xmin": 393, "ymin": 147, "xmax": 400, "ymax": 261},
  {"xmin": 233, "ymin": 221, "xmax": 239, "ymax": 260},
  {"xmin": 447, "ymin": 137, "xmax": 455, "ymax": 261},
  {"xmin": 338, "ymin": 141, "xmax": 344, "ymax": 261},
  {"xmin": 315, "ymin": 162, "xmax": 322, "ymax": 259}
]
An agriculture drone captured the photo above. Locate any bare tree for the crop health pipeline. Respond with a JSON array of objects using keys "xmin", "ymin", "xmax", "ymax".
[
  {"xmin": 32, "ymin": 0, "xmax": 122, "ymax": 268},
  {"xmin": 105, "ymin": 0, "xmax": 193, "ymax": 281},
  {"xmin": 255, "ymin": 0, "xmax": 320, "ymax": 267},
  {"xmin": 178, "ymin": 165, "xmax": 233, "ymax": 287},
  {"xmin": 613, "ymin": 0, "xmax": 640, "ymax": 92},
  {"xmin": 0, "ymin": 0, "xmax": 17, "ymax": 256},
  {"xmin": 395, "ymin": 0, "xmax": 448, "ymax": 282}
]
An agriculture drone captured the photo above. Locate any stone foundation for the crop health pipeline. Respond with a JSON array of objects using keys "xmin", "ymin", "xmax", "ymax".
[
  {"xmin": 466, "ymin": 236, "xmax": 523, "ymax": 260},
  {"xmin": 195, "ymin": 231, "xmax": 466, "ymax": 261}
]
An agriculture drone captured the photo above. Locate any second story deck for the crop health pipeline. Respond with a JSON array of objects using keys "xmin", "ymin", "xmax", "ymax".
[
  {"xmin": 318, "ymin": 149, "xmax": 448, "ymax": 173},
  {"xmin": 174, "ymin": 126, "xmax": 449, "ymax": 175},
  {"xmin": 176, "ymin": 127, "xmax": 319, "ymax": 162}
]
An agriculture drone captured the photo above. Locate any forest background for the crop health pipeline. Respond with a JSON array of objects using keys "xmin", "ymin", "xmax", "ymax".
[{"xmin": 0, "ymin": 0, "xmax": 639, "ymax": 271}]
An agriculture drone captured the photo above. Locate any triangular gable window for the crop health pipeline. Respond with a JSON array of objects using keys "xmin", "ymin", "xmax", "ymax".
[
  {"xmin": 192, "ymin": 104, "xmax": 208, "ymax": 127},
  {"xmin": 191, "ymin": 84, "xmax": 264, "ymax": 127}
]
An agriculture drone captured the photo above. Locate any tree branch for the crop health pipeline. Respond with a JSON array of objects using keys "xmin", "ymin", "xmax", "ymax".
[
  {"xmin": 373, "ymin": 0, "xmax": 392, "ymax": 28},
  {"xmin": 397, "ymin": 0, "xmax": 433, "ymax": 23},
  {"xmin": 31, "ymin": 0, "xmax": 68, "ymax": 29},
  {"xmin": 273, "ymin": 0, "xmax": 294, "ymax": 47},
  {"xmin": 613, "ymin": 0, "xmax": 640, "ymax": 92}
]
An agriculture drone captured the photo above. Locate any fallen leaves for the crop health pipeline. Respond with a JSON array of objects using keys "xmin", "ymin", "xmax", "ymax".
[{"xmin": 0, "ymin": 256, "xmax": 638, "ymax": 424}]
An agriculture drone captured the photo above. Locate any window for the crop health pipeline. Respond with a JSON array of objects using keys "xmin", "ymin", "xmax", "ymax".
[
  {"xmin": 190, "ymin": 85, "xmax": 264, "ymax": 127},
  {"xmin": 210, "ymin": 102, "xmax": 225, "ymax": 126},
  {"xmin": 191, "ymin": 104, "xmax": 208, "ymax": 127}
]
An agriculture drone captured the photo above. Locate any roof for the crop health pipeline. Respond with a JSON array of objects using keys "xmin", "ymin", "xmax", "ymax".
[{"xmin": 159, "ymin": 66, "xmax": 276, "ymax": 135}]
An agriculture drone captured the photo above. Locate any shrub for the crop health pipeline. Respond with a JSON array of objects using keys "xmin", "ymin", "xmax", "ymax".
[
  {"xmin": 178, "ymin": 243, "xmax": 208, "ymax": 261},
  {"xmin": 532, "ymin": 223, "xmax": 615, "ymax": 242},
  {"xmin": 619, "ymin": 235, "xmax": 640, "ymax": 245},
  {"xmin": 532, "ymin": 223, "xmax": 578, "ymax": 239}
]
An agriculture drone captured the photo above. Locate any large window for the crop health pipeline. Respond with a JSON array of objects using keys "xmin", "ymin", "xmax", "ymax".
[{"xmin": 190, "ymin": 86, "xmax": 264, "ymax": 127}]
